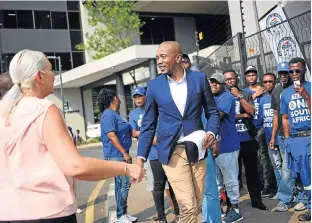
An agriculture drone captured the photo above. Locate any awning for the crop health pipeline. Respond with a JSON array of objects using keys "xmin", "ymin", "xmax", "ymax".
[
  {"xmin": 54, "ymin": 44, "xmax": 159, "ymax": 88},
  {"xmin": 134, "ymin": 1, "xmax": 228, "ymax": 15}
]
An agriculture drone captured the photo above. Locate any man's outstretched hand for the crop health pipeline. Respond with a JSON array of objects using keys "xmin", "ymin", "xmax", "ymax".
[{"xmin": 135, "ymin": 157, "xmax": 144, "ymax": 168}]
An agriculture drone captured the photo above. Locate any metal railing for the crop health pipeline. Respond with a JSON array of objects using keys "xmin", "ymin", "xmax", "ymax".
[{"xmin": 198, "ymin": 10, "xmax": 311, "ymax": 86}]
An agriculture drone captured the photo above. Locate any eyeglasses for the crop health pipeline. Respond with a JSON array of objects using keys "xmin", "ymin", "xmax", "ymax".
[
  {"xmin": 263, "ymin": 80, "xmax": 274, "ymax": 84},
  {"xmin": 289, "ymin": 68, "xmax": 305, "ymax": 74},
  {"xmin": 182, "ymin": 60, "xmax": 190, "ymax": 64}
]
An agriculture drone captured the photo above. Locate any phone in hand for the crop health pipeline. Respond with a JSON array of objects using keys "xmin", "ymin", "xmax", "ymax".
[{"xmin": 294, "ymin": 80, "xmax": 301, "ymax": 87}]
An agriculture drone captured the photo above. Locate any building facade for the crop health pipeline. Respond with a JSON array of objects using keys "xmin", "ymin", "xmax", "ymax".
[
  {"xmin": 0, "ymin": 1, "xmax": 85, "ymax": 73},
  {"xmin": 0, "ymin": 1, "xmax": 309, "ymax": 139}
]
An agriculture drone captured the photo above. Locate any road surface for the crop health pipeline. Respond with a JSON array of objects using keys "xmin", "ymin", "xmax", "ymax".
[{"xmin": 75, "ymin": 145, "xmax": 306, "ymax": 223}]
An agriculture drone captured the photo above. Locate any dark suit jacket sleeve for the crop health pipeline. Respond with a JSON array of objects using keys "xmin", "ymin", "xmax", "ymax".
[
  {"xmin": 137, "ymin": 81, "xmax": 159, "ymax": 160},
  {"xmin": 202, "ymin": 76, "xmax": 220, "ymax": 135}
]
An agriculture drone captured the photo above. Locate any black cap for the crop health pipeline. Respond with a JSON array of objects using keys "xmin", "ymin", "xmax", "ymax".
[{"xmin": 182, "ymin": 54, "xmax": 190, "ymax": 60}]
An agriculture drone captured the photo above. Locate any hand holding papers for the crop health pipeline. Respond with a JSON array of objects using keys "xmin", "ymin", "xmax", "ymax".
[{"xmin": 178, "ymin": 130, "xmax": 207, "ymax": 161}]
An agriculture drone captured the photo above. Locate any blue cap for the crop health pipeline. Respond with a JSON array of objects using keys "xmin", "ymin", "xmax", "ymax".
[
  {"xmin": 132, "ymin": 86, "xmax": 146, "ymax": 97},
  {"xmin": 277, "ymin": 62, "xmax": 289, "ymax": 72}
]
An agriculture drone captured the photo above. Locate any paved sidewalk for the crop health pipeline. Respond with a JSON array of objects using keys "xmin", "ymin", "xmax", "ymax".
[{"xmin": 108, "ymin": 181, "xmax": 307, "ymax": 223}]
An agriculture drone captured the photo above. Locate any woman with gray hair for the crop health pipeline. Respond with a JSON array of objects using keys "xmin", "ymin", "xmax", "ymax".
[{"xmin": 0, "ymin": 49, "xmax": 144, "ymax": 222}]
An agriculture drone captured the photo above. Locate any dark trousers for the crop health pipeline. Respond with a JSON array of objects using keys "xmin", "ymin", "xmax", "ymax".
[
  {"xmin": 255, "ymin": 128, "xmax": 276, "ymax": 190},
  {"xmin": 150, "ymin": 159, "xmax": 179, "ymax": 220},
  {"xmin": 0, "ymin": 214, "xmax": 77, "ymax": 223},
  {"xmin": 239, "ymin": 139, "xmax": 263, "ymax": 204}
]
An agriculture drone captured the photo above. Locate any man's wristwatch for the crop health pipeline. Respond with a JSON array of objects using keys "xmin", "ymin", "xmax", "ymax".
[
  {"xmin": 238, "ymin": 94, "xmax": 244, "ymax": 100},
  {"xmin": 216, "ymin": 135, "xmax": 221, "ymax": 142}
]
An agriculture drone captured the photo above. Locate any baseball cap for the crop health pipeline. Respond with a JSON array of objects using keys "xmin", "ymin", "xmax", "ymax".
[
  {"xmin": 132, "ymin": 86, "xmax": 146, "ymax": 97},
  {"xmin": 245, "ymin": 65, "xmax": 258, "ymax": 74},
  {"xmin": 277, "ymin": 62, "xmax": 289, "ymax": 72},
  {"xmin": 209, "ymin": 72, "xmax": 225, "ymax": 84}
]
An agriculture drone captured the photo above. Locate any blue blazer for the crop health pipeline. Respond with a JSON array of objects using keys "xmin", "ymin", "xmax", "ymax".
[{"xmin": 137, "ymin": 70, "xmax": 220, "ymax": 164}]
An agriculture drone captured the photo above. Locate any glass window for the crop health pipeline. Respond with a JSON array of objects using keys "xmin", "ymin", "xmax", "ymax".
[
  {"xmin": 0, "ymin": 11, "xmax": 3, "ymax": 28},
  {"xmin": 17, "ymin": 10, "xmax": 33, "ymax": 29},
  {"xmin": 139, "ymin": 17, "xmax": 175, "ymax": 44},
  {"xmin": 2, "ymin": 54, "xmax": 15, "ymax": 72},
  {"xmin": 34, "ymin": 11, "xmax": 51, "ymax": 29},
  {"xmin": 51, "ymin": 12, "xmax": 67, "ymax": 29},
  {"xmin": 67, "ymin": 1, "xmax": 80, "ymax": 11},
  {"xmin": 45, "ymin": 53, "xmax": 57, "ymax": 71},
  {"xmin": 1, "ymin": 10, "xmax": 17, "ymax": 28},
  {"xmin": 140, "ymin": 20, "xmax": 152, "ymax": 45},
  {"xmin": 72, "ymin": 52, "xmax": 85, "ymax": 68},
  {"xmin": 70, "ymin": 31, "xmax": 83, "ymax": 51},
  {"xmin": 68, "ymin": 12, "xmax": 80, "ymax": 30},
  {"xmin": 55, "ymin": 53, "xmax": 72, "ymax": 71}
]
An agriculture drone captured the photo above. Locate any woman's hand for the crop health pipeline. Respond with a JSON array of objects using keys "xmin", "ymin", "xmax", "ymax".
[{"xmin": 125, "ymin": 163, "xmax": 144, "ymax": 184}]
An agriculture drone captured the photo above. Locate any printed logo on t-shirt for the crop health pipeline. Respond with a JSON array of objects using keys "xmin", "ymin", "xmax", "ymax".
[
  {"xmin": 263, "ymin": 103, "xmax": 274, "ymax": 128},
  {"xmin": 235, "ymin": 100, "xmax": 249, "ymax": 132},
  {"xmin": 288, "ymin": 94, "xmax": 310, "ymax": 124},
  {"xmin": 291, "ymin": 93, "xmax": 302, "ymax": 100},
  {"xmin": 254, "ymin": 99, "xmax": 259, "ymax": 119},
  {"xmin": 138, "ymin": 114, "xmax": 144, "ymax": 128}
]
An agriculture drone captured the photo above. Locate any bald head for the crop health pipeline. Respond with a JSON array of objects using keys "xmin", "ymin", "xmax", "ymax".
[
  {"xmin": 0, "ymin": 72, "xmax": 13, "ymax": 99},
  {"xmin": 158, "ymin": 41, "xmax": 182, "ymax": 55},
  {"xmin": 156, "ymin": 41, "xmax": 183, "ymax": 75}
]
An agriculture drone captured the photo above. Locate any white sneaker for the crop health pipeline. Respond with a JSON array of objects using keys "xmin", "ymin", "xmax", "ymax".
[
  {"xmin": 126, "ymin": 214, "xmax": 138, "ymax": 222},
  {"xmin": 117, "ymin": 215, "xmax": 132, "ymax": 223},
  {"xmin": 294, "ymin": 202, "xmax": 306, "ymax": 211}
]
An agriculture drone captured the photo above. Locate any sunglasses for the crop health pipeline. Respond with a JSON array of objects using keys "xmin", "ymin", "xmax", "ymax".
[
  {"xmin": 289, "ymin": 68, "xmax": 305, "ymax": 74},
  {"xmin": 263, "ymin": 80, "xmax": 274, "ymax": 84}
]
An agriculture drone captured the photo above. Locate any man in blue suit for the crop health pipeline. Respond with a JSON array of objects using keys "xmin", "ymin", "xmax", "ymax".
[{"xmin": 137, "ymin": 41, "xmax": 220, "ymax": 222}]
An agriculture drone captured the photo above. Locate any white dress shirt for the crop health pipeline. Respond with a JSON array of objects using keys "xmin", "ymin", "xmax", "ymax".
[{"xmin": 167, "ymin": 70, "xmax": 187, "ymax": 139}]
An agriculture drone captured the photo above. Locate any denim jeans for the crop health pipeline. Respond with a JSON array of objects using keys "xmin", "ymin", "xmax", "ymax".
[
  {"xmin": 104, "ymin": 157, "xmax": 130, "ymax": 218},
  {"xmin": 277, "ymin": 136, "xmax": 295, "ymax": 204},
  {"xmin": 215, "ymin": 150, "xmax": 240, "ymax": 205},
  {"xmin": 202, "ymin": 150, "xmax": 222, "ymax": 223},
  {"xmin": 267, "ymin": 145, "xmax": 282, "ymax": 187}
]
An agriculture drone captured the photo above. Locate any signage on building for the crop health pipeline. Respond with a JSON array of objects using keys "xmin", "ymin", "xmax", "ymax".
[
  {"xmin": 259, "ymin": 4, "xmax": 310, "ymax": 80},
  {"xmin": 65, "ymin": 110, "xmax": 80, "ymax": 114}
]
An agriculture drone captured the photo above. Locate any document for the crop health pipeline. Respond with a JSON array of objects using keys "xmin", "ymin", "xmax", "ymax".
[{"xmin": 177, "ymin": 130, "xmax": 207, "ymax": 161}]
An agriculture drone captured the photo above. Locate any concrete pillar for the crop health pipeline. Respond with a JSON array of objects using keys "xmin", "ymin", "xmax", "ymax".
[
  {"xmin": 116, "ymin": 73, "xmax": 127, "ymax": 119},
  {"xmin": 149, "ymin": 59, "xmax": 158, "ymax": 80}
]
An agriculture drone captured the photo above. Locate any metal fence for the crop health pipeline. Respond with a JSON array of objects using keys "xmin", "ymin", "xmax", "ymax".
[{"xmin": 198, "ymin": 10, "xmax": 311, "ymax": 87}]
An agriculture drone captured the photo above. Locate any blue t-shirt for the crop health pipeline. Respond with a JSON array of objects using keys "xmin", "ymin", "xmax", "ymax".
[
  {"xmin": 280, "ymin": 82, "xmax": 311, "ymax": 134},
  {"xmin": 259, "ymin": 93, "xmax": 278, "ymax": 145},
  {"xmin": 244, "ymin": 87, "xmax": 263, "ymax": 129},
  {"xmin": 100, "ymin": 109, "xmax": 132, "ymax": 158},
  {"xmin": 214, "ymin": 91, "xmax": 240, "ymax": 153},
  {"xmin": 129, "ymin": 107, "xmax": 158, "ymax": 160},
  {"xmin": 234, "ymin": 91, "xmax": 253, "ymax": 142}
]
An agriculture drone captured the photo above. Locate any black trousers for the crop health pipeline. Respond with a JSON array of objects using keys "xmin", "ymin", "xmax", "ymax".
[
  {"xmin": 150, "ymin": 160, "xmax": 179, "ymax": 220},
  {"xmin": 255, "ymin": 128, "xmax": 275, "ymax": 190},
  {"xmin": 238, "ymin": 139, "xmax": 263, "ymax": 204},
  {"xmin": 0, "ymin": 214, "xmax": 77, "ymax": 223}
]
